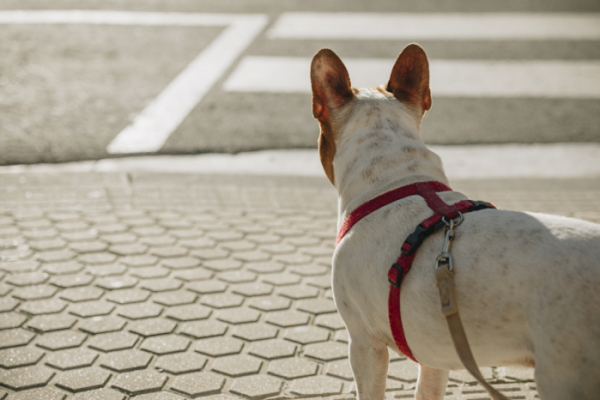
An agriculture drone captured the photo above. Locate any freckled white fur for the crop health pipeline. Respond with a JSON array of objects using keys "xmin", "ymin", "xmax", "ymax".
[{"xmin": 331, "ymin": 88, "xmax": 600, "ymax": 400}]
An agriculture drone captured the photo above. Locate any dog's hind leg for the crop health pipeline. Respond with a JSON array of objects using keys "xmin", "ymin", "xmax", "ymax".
[
  {"xmin": 349, "ymin": 334, "xmax": 389, "ymax": 400},
  {"xmin": 414, "ymin": 365, "xmax": 449, "ymax": 400}
]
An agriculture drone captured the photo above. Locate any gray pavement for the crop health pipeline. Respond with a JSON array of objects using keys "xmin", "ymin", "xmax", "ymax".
[
  {"xmin": 1, "ymin": 1, "xmax": 599, "ymax": 164},
  {"xmin": 0, "ymin": 171, "xmax": 599, "ymax": 399}
]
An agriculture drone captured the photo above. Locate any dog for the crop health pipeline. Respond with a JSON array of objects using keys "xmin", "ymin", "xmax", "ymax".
[{"xmin": 310, "ymin": 44, "xmax": 600, "ymax": 400}]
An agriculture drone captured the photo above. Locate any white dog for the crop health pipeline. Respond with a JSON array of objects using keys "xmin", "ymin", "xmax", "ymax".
[{"xmin": 310, "ymin": 44, "xmax": 600, "ymax": 400}]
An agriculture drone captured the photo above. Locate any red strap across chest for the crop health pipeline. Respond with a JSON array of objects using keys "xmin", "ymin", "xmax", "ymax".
[{"xmin": 336, "ymin": 181, "xmax": 495, "ymax": 363}]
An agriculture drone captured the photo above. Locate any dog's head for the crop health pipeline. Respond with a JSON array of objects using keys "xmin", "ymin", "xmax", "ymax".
[{"xmin": 310, "ymin": 44, "xmax": 432, "ymax": 186}]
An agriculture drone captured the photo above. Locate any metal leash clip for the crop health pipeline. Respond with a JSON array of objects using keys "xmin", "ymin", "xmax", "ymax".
[{"xmin": 435, "ymin": 212, "xmax": 463, "ymax": 271}]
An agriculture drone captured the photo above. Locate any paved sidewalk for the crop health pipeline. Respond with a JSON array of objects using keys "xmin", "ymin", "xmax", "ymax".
[{"xmin": 0, "ymin": 172, "xmax": 599, "ymax": 400}]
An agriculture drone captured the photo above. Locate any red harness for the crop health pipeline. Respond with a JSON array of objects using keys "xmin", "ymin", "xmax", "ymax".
[{"xmin": 335, "ymin": 181, "xmax": 495, "ymax": 362}]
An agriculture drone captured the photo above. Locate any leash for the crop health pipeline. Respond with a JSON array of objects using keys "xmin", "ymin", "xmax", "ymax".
[{"xmin": 337, "ymin": 181, "xmax": 509, "ymax": 400}]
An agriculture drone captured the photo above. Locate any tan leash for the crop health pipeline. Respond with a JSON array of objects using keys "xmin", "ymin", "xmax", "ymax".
[{"xmin": 434, "ymin": 214, "xmax": 509, "ymax": 400}]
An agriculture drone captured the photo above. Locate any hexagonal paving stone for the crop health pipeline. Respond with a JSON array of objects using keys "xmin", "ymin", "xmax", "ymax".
[
  {"xmin": 261, "ymin": 244, "xmax": 295, "ymax": 255},
  {"xmin": 87, "ymin": 264, "xmax": 127, "ymax": 277},
  {"xmin": 165, "ymin": 304, "xmax": 211, "ymax": 322},
  {"xmin": 6, "ymin": 271, "xmax": 49, "ymax": 286},
  {"xmin": 0, "ymin": 297, "xmax": 19, "ymax": 312},
  {"xmin": 110, "ymin": 243, "xmax": 148, "ymax": 256},
  {"xmin": 95, "ymin": 276, "xmax": 138, "ymax": 290},
  {"xmin": 36, "ymin": 330, "xmax": 87, "ymax": 351},
  {"xmin": 173, "ymin": 268, "xmax": 212, "ymax": 282},
  {"xmin": 211, "ymin": 354, "xmax": 262, "ymax": 377},
  {"xmin": 49, "ymin": 274, "xmax": 95, "ymax": 289},
  {"xmin": 229, "ymin": 375, "xmax": 283, "ymax": 399},
  {"xmin": 189, "ymin": 248, "xmax": 228, "ymax": 261},
  {"xmin": 72, "ymin": 388, "xmax": 126, "ymax": 400},
  {"xmin": 37, "ymin": 250, "xmax": 76, "ymax": 263},
  {"xmin": 155, "ymin": 353, "xmax": 207, "ymax": 375},
  {"xmin": 153, "ymin": 291, "xmax": 197, "ymax": 306},
  {"xmin": 106, "ymin": 289, "xmax": 150, "ymax": 304},
  {"xmin": 117, "ymin": 303, "xmax": 163, "ymax": 320},
  {"xmin": 305, "ymin": 275, "xmax": 332, "ymax": 289},
  {"xmin": 141, "ymin": 279, "xmax": 183, "ymax": 293},
  {"xmin": 267, "ymin": 358, "xmax": 319, "ymax": 379},
  {"xmin": 248, "ymin": 339, "xmax": 296, "ymax": 360},
  {"xmin": 140, "ymin": 334, "xmax": 190, "ymax": 355},
  {"xmin": 20, "ymin": 299, "xmax": 67, "ymax": 315},
  {"xmin": 0, "ymin": 328, "xmax": 35, "ymax": 349},
  {"xmin": 0, "ymin": 365, "xmax": 55, "ymax": 390},
  {"xmin": 284, "ymin": 326, "xmax": 330, "ymax": 344},
  {"xmin": 42, "ymin": 261, "xmax": 84, "ymax": 275},
  {"xmin": 161, "ymin": 257, "xmax": 200, "ymax": 270},
  {"xmin": 289, "ymin": 376, "xmax": 343, "ymax": 396},
  {"xmin": 27, "ymin": 314, "xmax": 77, "ymax": 333},
  {"xmin": 187, "ymin": 280, "xmax": 227, "ymax": 295},
  {"xmin": 120, "ymin": 255, "xmax": 159, "ymax": 267},
  {"xmin": 231, "ymin": 282, "xmax": 273, "ymax": 297},
  {"xmin": 171, "ymin": 372, "xmax": 225, "ymax": 397},
  {"xmin": 45, "ymin": 348, "xmax": 98, "ymax": 370},
  {"xmin": 59, "ymin": 287, "xmax": 104, "ymax": 303},
  {"xmin": 221, "ymin": 241, "xmax": 256, "ymax": 252},
  {"xmin": 11, "ymin": 285, "xmax": 58, "ymax": 301},
  {"xmin": 231, "ymin": 323, "xmax": 278, "ymax": 342},
  {"xmin": 194, "ymin": 337, "xmax": 243, "ymax": 357},
  {"xmin": 216, "ymin": 270, "xmax": 257, "ymax": 284},
  {"xmin": 11, "ymin": 387, "xmax": 66, "ymax": 400},
  {"xmin": 387, "ymin": 360, "xmax": 419, "ymax": 383},
  {"xmin": 180, "ymin": 320, "xmax": 227, "ymax": 339},
  {"xmin": 69, "ymin": 301, "xmax": 115, "ymax": 318},
  {"xmin": 0, "ymin": 260, "xmax": 40, "ymax": 273},
  {"xmin": 245, "ymin": 261, "xmax": 285, "ymax": 274},
  {"xmin": 111, "ymin": 370, "xmax": 168, "ymax": 395},
  {"xmin": 130, "ymin": 267, "xmax": 170, "ymax": 280},
  {"xmin": 216, "ymin": 308, "xmax": 261, "ymax": 325},
  {"xmin": 140, "ymin": 236, "xmax": 177, "ymax": 247},
  {"xmin": 265, "ymin": 311, "xmax": 310, "ymax": 328},
  {"xmin": 0, "ymin": 347, "xmax": 45, "ymax": 368},
  {"xmin": 304, "ymin": 342, "xmax": 348, "ymax": 361},
  {"xmin": 0, "ymin": 312, "xmax": 27, "ymax": 330},
  {"xmin": 88, "ymin": 331, "xmax": 139, "ymax": 352},
  {"xmin": 202, "ymin": 259, "xmax": 241, "ymax": 272},
  {"xmin": 54, "ymin": 367, "xmax": 111, "ymax": 392},
  {"xmin": 129, "ymin": 318, "xmax": 177, "ymax": 337},
  {"xmin": 247, "ymin": 296, "xmax": 291, "ymax": 312},
  {"xmin": 134, "ymin": 392, "xmax": 183, "ymax": 400},
  {"xmin": 326, "ymin": 359, "xmax": 354, "ymax": 380},
  {"xmin": 150, "ymin": 246, "xmax": 188, "ymax": 258},
  {"xmin": 296, "ymin": 298, "xmax": 337, "ymax": 315},
  {"xmin": 315, "ymin": 313, "xmax": 346, "ymax": 330},
  {"xmin": 335, "ymin": 330, "xmax": 349, "ymax": 343},
  {"xmin": 200, "ymin": 293, "xmax": 244, "ymax": 309},
  {"xmin": 100, "ymin": 350, "xmax": 153, "ymax": 372},
  {"xmin": 262, "ymin": 273, "xmax": 301, "ymax": 286}
]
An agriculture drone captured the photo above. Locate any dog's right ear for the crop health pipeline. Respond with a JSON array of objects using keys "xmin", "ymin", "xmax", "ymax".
[
  {"xmin": 386, "ymin": 44, "xmax": 432, "ymax": 113},
  {"xmin": 310, "ymin": 49, "xmax": 354, "ymax": 120}
]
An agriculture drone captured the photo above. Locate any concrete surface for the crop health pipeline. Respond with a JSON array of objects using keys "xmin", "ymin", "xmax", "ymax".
[
  {"xmin": 2, "ymin": 144, "xmax": 599, "ymax": 180},
  {"xmin": 0, "ymin": 171, "xmax": 599, "ymax": 399}
]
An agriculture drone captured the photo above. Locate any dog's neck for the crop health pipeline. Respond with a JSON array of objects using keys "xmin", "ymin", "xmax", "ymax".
[{"xmin": 333, "ymin": 89, "xmax": 449, "ymax": 222}]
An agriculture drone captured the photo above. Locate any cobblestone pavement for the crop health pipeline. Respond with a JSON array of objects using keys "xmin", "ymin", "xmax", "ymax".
[{"xmin": 0, "ymin": 173, "xmax": 598, "ymax": 400}]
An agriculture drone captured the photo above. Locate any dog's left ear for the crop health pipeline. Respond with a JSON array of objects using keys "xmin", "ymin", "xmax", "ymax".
[
  {"xmin": 310, "ymin": 49, "xmax": 354, "ymax": 120},
  {"xmin": 386, "ymin": 44, "xmax": 432, "ymax": 113}
]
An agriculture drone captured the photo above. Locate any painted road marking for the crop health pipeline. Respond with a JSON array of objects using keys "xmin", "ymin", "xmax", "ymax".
[
  {"xmin": 0, "ymin": 11, "xmax": 268, "ymax": 154},
  {"xmin": 268, "ymin": 12, "xmax": 600, "ymax": 41},
  {"xmin": 222, "ymin": 56, "xmax": 600, "ymax": 99}
]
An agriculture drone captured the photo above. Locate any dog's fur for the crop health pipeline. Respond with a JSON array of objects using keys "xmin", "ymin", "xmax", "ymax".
[{"xmin": 311, "ymin": 45, "xmax": 600, "ymax": 400}]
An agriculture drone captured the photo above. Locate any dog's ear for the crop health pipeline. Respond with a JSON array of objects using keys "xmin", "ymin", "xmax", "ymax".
[
  {"xmin": 386, "ymin": 44, "xmax": 432, "ymax": 112},
  {"xmin": 310, "ymin": 49, "xmax": 354, "ymax": 120}
]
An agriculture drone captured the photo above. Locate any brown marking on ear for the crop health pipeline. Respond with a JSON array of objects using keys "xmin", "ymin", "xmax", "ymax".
[
  {"xmin": 386, "ymin": 44, "xmax": 432, "ymax": 113},
  {"xmin": 310, "ymin": 49, "xmax": 354, "ymax": 185}
]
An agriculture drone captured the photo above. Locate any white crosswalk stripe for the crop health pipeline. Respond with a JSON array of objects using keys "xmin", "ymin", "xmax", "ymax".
[
  {"xmin": 268, "ymin": 12, "xmax": 600, "ymax": 40},
  {"xmin": 223, "ymin": 56, "xmax": 600, "ymax": 98}
]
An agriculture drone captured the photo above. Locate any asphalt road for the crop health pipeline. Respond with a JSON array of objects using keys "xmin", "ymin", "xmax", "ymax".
[{"xmin": 0, "ymin": 0, "xmax": 599, "ymax": 164}]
